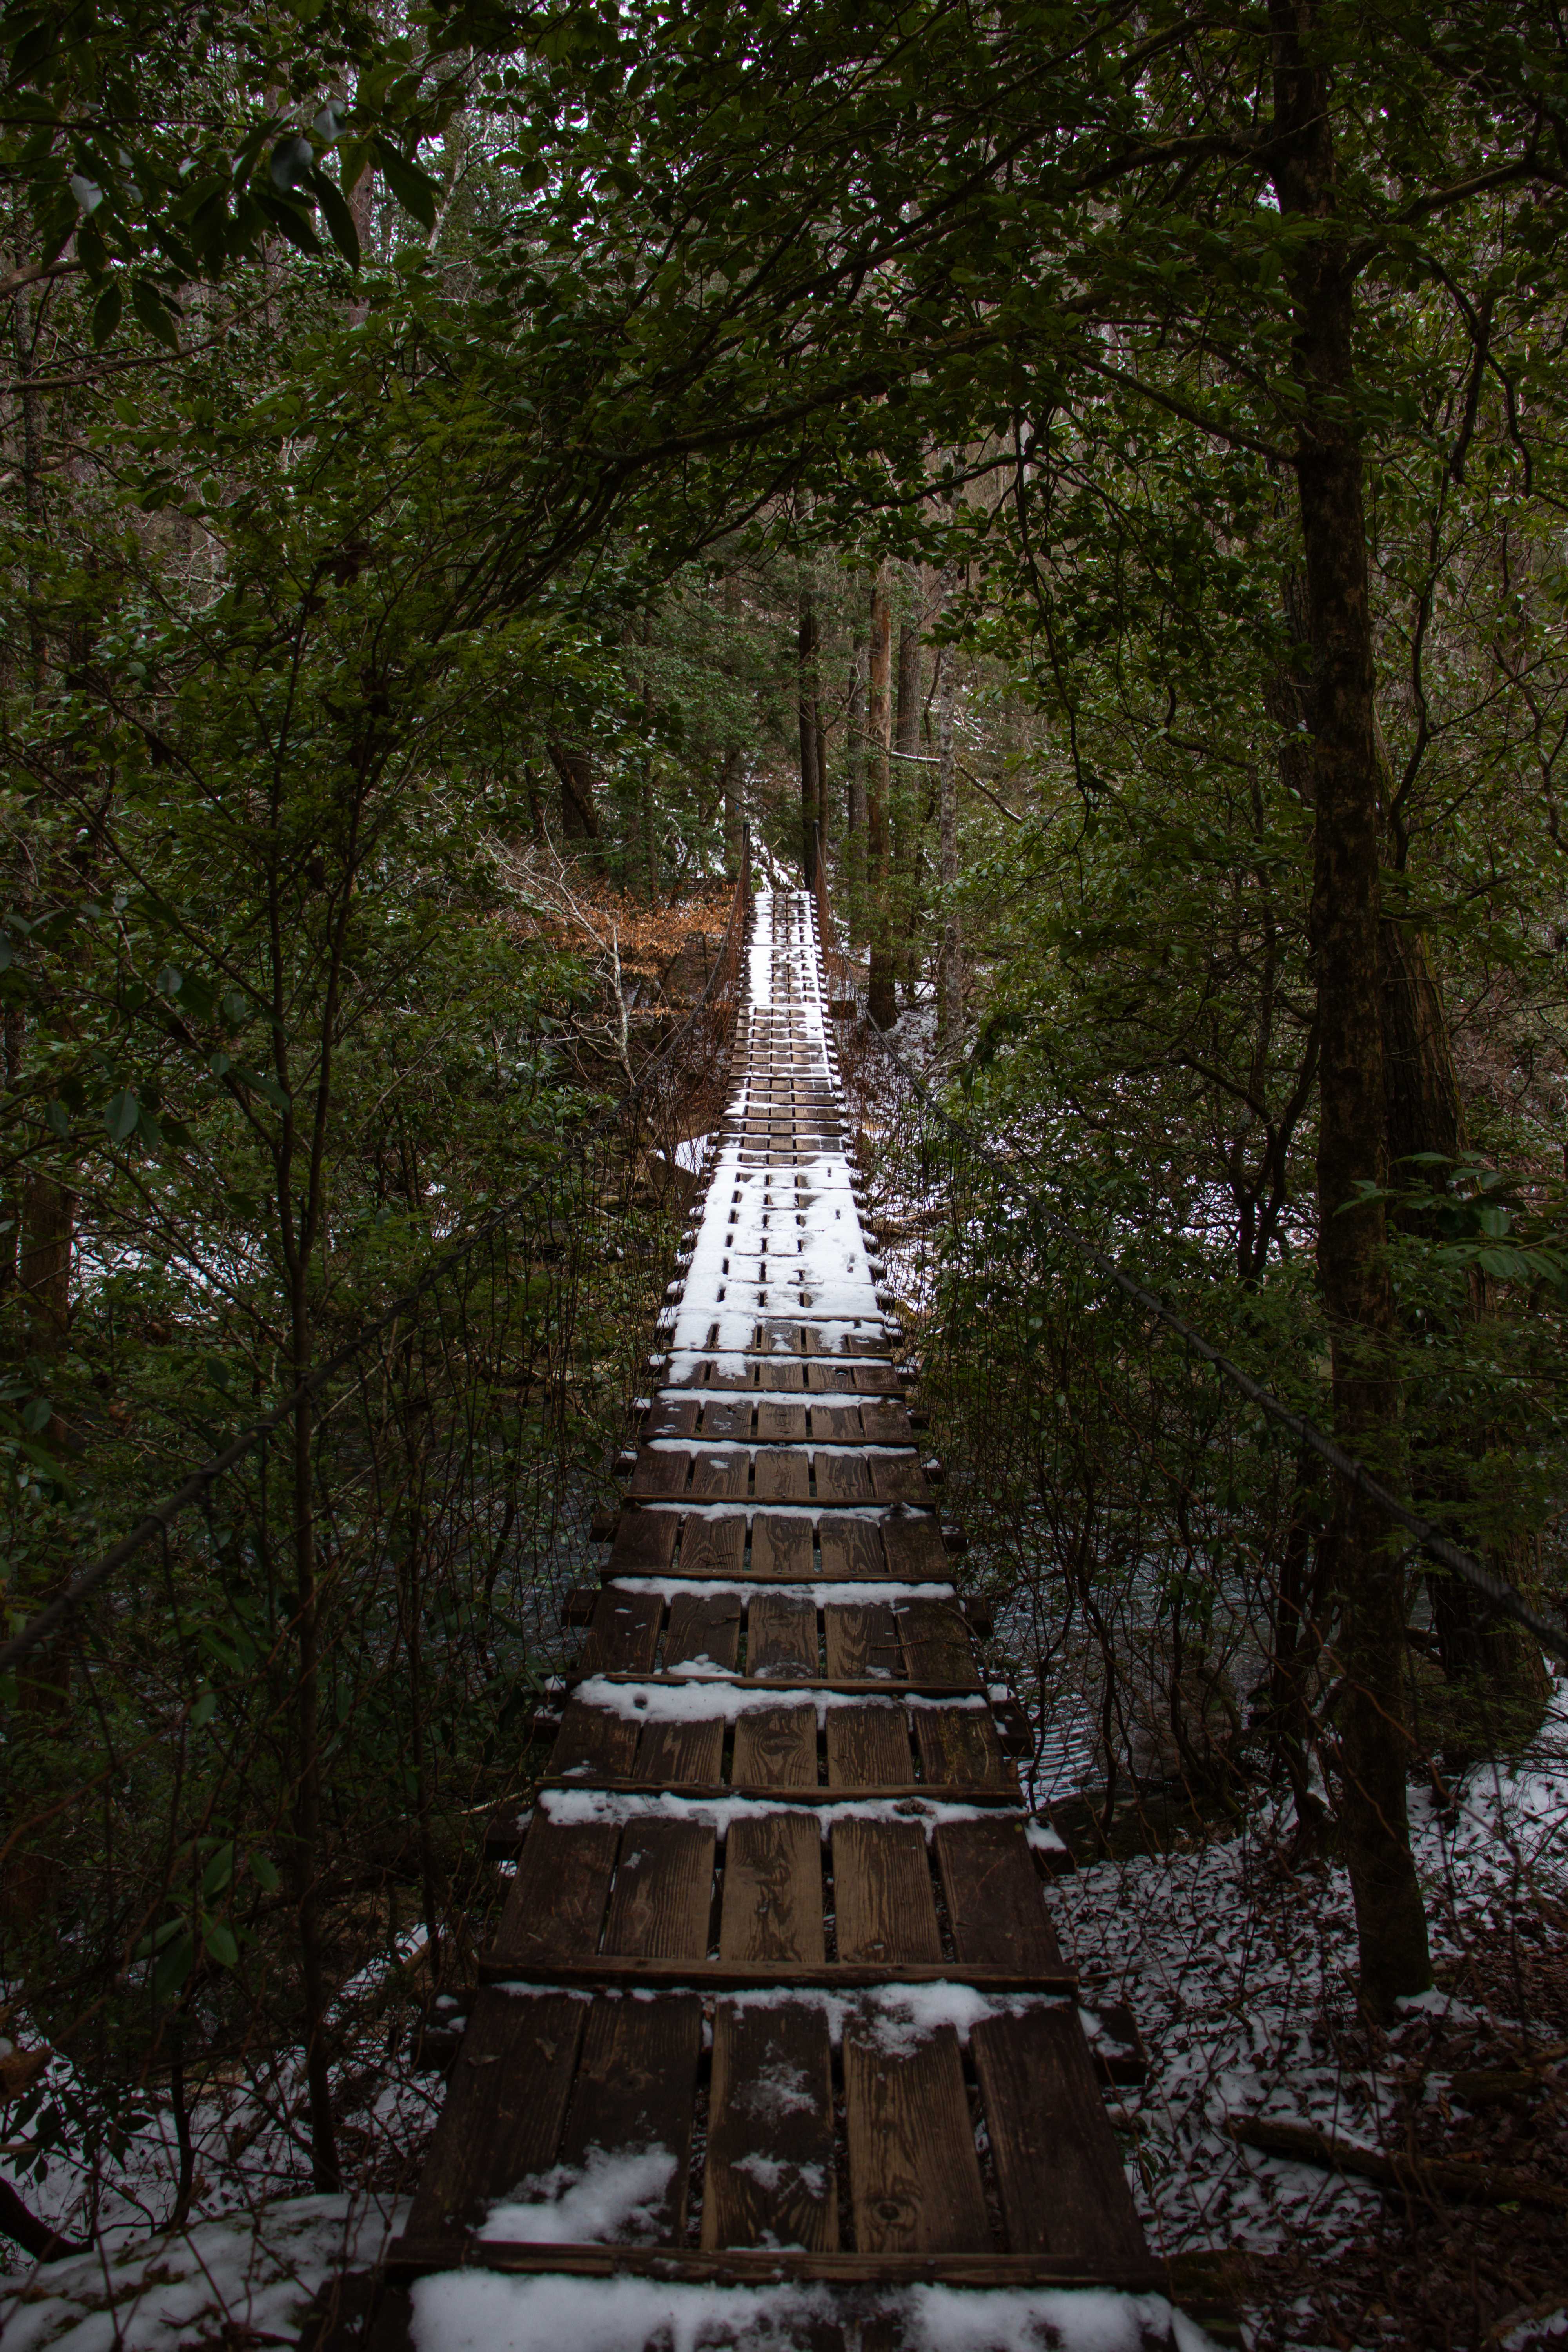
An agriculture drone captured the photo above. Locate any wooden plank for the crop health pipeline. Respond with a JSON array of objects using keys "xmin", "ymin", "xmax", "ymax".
[
  {"xmin": 702, "ymin": 2001, "xmax": 838, "ymax": 2251},
  {"xmin": 934, "ymin": 1822, "xmax": 1062, "ymax": 1968},
  {"xmin": 815, "ymin": 1452, "xmax": 875, "ymax": 1504},
  {"xmin": 860, "ymin": 1401, "xmax": 915, "ymax": 1445},
  {"xmin": 678, "ymin": 1514, "xmax": 745, "ymax": 1576},
  {"xmin": 492, "ymin": 1820, "xmax": 618, "ymax": 1966},
  {"xmin": 854, "ymin": 1366, "xmax": 900, "ymax": 1395},
  {"xmin": 603, "ymin": 1821, "xmax": 715, "ymax": 1960},
  {"xmin": 870, "ymin": 1456, "xmax": 931, "ymax": 1506},
  {"xmin": 756, "ymin": 1401, "xmax": 808, "ymax": 1442},
  {"xmin": 731, "ymin": 1702, "xmax": 818, "ymax": 1787},
  {"xmin": 634, "ymin": 1715, "xmax": 725, "ymax": 1785},
  {"xmin": 392, "ymin": 2246, "xmax": 1165, "ymax": 2290},
  {"xmin": 751, "ymin": 1512, "xmax": 813, "ymax": 1578},
  {"xmin": 878, "ymin": 1518, "xmax": 949, "ymax": 1579},
  {"xmin": 646, "ymin": 1398, "xmax": 700, "ymax": 1439},
  {"xmin": 825, "ymin": 1704, "xmax": 913, "ymax": 1789},
  {"xmin": 478, "ymin": 1957, "xmax": 1078, "ymax": 1993},
  {"xmin": 823, "ymin": 1603, "xmax": 900, "ymax": 1681},
  {"xmin": 579, "ymin": 1588, "xmax": 662, "ymax": 1675},
  {"xmin": 971, "ymin": 2009, "xmax": 1148, "ymax": 2263},
  {"xmin": 557, "ymin": 1997, "xmax": 703, "ymax": 2245},
  {"xmin": 719, "ymin": 1814, "xmax": 824, "ymax": 1962},
  {"xmin": 914, "ymin": 1707, "xmax": 1016, "ymax": 1792},
  {"xmin": 748, "ymin": 1592, "xmax": 818, "ymax": 1677},
  {"xmin": 690, "ymin": 1448, "xmax": 748, "ymax": 1500},
  {"xmin": 548, "ymin": 1702, "xmax": 640, "ymax": 1780},
  {"xmin": 631, "ymin": 1449, "xmax": 691, "ymax": 1499},
  {"xmin": 701, "ymin": 1401, "xmax": 752, "ymax": 1441},
  {"xmin": 401, "ymin": 1989, "xmax": 584, "ymax": 2254},
  {"xmin": 754, "ymin": 1446, "xmax": 811, "ymax": 1503},
  {"xmin": 843, "ymin": 2024, "xmax": 990, "ymax": 2253},
  {"xmin": 664, "ymin": 1589, "xmax": 742, "ymax": 1671},
  {"xmin": 609, "ymin": 1510, "xmax": 679, "ymax": 1573},
  {"xmin": 895, "ymin": 1599, "xmax": 978, "ymax": 1688},
  {"xmin": 817, "ymin": 1519, "xmax": 886, "ymax": 1583},
  {"xmin": 831, "ymin": 1821, "xmax": 941, "ymax": 1964}
]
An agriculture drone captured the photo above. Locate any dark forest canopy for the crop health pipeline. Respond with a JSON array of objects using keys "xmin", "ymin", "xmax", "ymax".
[{"xmin": 2, "ymin": 0, "xmax": 1567, "ymax": 2207}]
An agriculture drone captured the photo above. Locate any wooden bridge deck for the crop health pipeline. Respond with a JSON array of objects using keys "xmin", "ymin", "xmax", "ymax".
[{"xmin": 383, "ymin": 888, "xmax": 1172, "ymax": 2345}]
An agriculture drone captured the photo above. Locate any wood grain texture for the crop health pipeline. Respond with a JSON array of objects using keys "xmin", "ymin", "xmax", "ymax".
[
  {"xmin": 832, "ymin": 1821, "xmax": 941, "ymax": 1964},
  {"xmin": 751, "ymin": 1513, "xmax": 813, "ymax": 1578},
  {"xmin": 730, "ymin": 1704, "xmax": 818, "ymax": 1788},
  {"xmin": 631, "ymin": 1449, "xmax": 690, "ymax": 1499},
  {"xmin": 817, "ymin": 1519, "xmax": 886, "ymax": 1583},
  {"xmin": 895, "ymin": 1599, "xmax": 977, "ymax": 1688},
  {"xmin": 844, "ymin": 2024, "xmax": 990, "ymax": 2253},
  {"xmin": 754, "ymin": 1446, "xmax": 811, "ymax": 1503},
  {"xmin": 402, "ymin": 1989, "xmax": 584, "ymax": 2253},
  {"xmin": 934, "ymin": 1821, "xmax": 1062, "ymax": 1969},
  {"xmin": 878, "ymin": 1519, "xmax": 949, "ymax": 1579},
  {"xmin": 823, "ymin": 1603, "xmax": 900, "ymax": 1682},
  {"xmin": 664, "ymin": 1590, "xmax": 742, "ymax": 1671},
  {"xmin": 826, "ymin": 1704, "xmax": 912, "ymax": 1789},
  {"xmin": 690, "ymin": 1449, "xmax": 748, "ymax": 1500},
  {"xmin": 492, "ymin": 1820, "xmax": 618, "ymax": 1967},
  {"xmin": 702, "ymin": 2001, "xmax": 838, "ymax": 2252},
  {"xmin": 815, "ymin": 1452, "xmax": 875, "ymax": 1504},
  {"xmin": 720, "ymin": 1814, "xmax": 824, "ymax": 1962},
  {"xmin": 608, "ymin": 1510, "xmax": 679, "ymax": 1573},
  {"xmin": 634, "ymin": 1715, "xmax": 725, "ymax": 1786},
  {"xmin": 547, "ymin": 1702, "xmax": 640, "ymax": 1781},
  {"xmin": 971, "ymin": 2009, "xmax": 1147, "ymax": 2263},
  {"xmin": 914, "ymin": 1707, "xmax": 1015, "ymax": 1792},
  {"xmin": 748, "ymin": 1592, "xmax": 818, "ymax": 1676},
  {"xmin": 679, "ymin": 1514, "xmax": 746, "ymax": 1576},
  {"xmin": 756, "ymin": 1401, "xmax": 808, "ymax": 1442},
  {"xmin": 579, "ymin": 1588, "xmax": 663, "ymax": 1675},
  {"xmin": 557, "ymin": 1997, "xmax": 704, "ymax": 2245},
  {"xmin": 603, "ymin": 1821, "xmax": 715, "ymax": 1960},
  {"xmin": 870, "ymin": 1456, "xmax": 931, "ymax": 1507}
]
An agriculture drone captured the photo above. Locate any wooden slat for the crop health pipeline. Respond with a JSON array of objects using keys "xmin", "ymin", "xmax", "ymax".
[
  {"xmin": 634, "ymin": 1716, "xmax": 725, "ymax": 1785},
  {"xmin": 895, "ymin": 1599, "xmax": 978, "ymax": 1688},
  {"xmin": 647, "ymin": 1398, "xmax": 700, "ymax": 1438},
  {"xmin": 548, "ymin": 1702, "xmax": 639, "ymax": 1780},
  {"xmin": 870, "ymin": 1457, "xmax": 931, "ymax": 1506},
  {"xmin": 754, "ymin": 1446, "xmax": 811, "ymax": 1503},
  {"xmin": 879, "ymin": 1518, "xmax": 950, "ymax": 1579},
  {"xmin": 401, "ymin": 1989, "xmax": 584, "ymax": 2254},
  {"xmin": 690, "ymin": 1449, "xmax": 748, "ymax": 1500},
  {"xmin": 731, "ymin": 1702, "xmax": 818, "ymax": 1787},
  {"xmin": 579, "ymin": 1588, "xmax": 662, "ymax": 1675},
  {"xmin": 844, "ymin": 2024, "xmax": 990, "ymax": 2253},
  {"xmin": 751, "ymin": 1512, "xmax": 813, "ymax": 1578},
  {"xmin": 914, "ymin": 1706, "xmax": 1015, "ymax": 1792},
  {"xmin": 832, "ymin": 1821, "xmax": 941, "ymax": 1964},
  {"xmin": 971, "ymin": 2009, "xmax": 1148, "ymax": 2264},
  {"xmin": 818, "ymin": 1519, "xmax": 887, "ymax": 1582},
  {"xmin": 934, "ymin": 1821, "xmax": 1062, "ymax": 1968},
  {"xmin": 603, "ymin": 1821, "xmax": 715, "ymax": 1960},
  {"xmin": 720, "ymin": 1814, "xmax": 824, "ymax": 1962},
  {"xmin": 860, "ymin": 1401, "xmax": 915, "ymax": 1445},
  {"xmin": 557, "ymin": 1997, "xmax": 703, "ymax": 2245},
  {"xmin": 609, "ymin": 1510, "xmax": 679, "ymax": 1573},
  {"xmin": 631, "ymin": 1449, "xmax": 690, "ymax": 1499},
  {"xmin": 701, "ymin": 1401, "xmax": 752, "ymax": 1441},
  {"xmin": 815, "ymin": 1452, "xmax": 875, "ymax": 1504},
  {"xmin": 664, "ymin": 1590, "xmax": 742, "ymax": 1671},
  {"xmin": 702, "ymin": 2002, "xmax": 838, "ymax": 2251},
  {"xmin": 826, "ymin": 1704, "xmax": 912, "ymax": 1789},
  {"xmin": 679, "ymin": 1514, "xmax": 745, "ymax": 1576},
  {"xmin": 756, "ymin": 1401, "xmax": 808, "ymax": 1441},
  {"xmin": 808, "ymin": 1401, "xmax": 862, "ymax": 1443},
  {"xmin": 393, "ymin": 2246, "xmax": 1165, "ymax": 2290},
  {"xmin": 493, "ymin": 1820, "xmax": 619, "ymax": 1967},
  {"xmin": 748, "ymin": 1592, "xmax": 818, "ymax": 1677},
  {"xmin": 478, "ymin": 1958, "xmax": 1078, "ymax": 1993},
  {"xmin": 823, "ymin": 1602, "xmax": 900, "ymax": 1681}
]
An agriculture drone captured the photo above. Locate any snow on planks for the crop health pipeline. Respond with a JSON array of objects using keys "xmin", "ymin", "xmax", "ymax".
[{"xmin": 387, "ymin": 889, "xmax": 1174, "ymax": 2348}]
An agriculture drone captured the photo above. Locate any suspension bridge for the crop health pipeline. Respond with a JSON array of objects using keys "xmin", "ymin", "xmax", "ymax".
[{"xmin": 360, "ymin": 884, "xmax": 1177, "ymax": 2347}]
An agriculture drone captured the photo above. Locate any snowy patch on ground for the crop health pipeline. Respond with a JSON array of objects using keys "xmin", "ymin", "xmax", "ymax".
[{"xmin": 0, "ymin": 2192, "xmax": 405, "ymax": 2352}]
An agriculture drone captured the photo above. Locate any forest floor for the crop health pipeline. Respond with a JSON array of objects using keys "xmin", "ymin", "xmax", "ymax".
[{"xmin": 3, "ymin": 1677, "xmax": 1563, "ymax": 2350}]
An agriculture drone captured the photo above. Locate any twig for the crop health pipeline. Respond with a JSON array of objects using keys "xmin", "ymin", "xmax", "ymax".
[{"xmin": 1227, "ymin": 2114, "xmax": 1568, "ymax": 2209}]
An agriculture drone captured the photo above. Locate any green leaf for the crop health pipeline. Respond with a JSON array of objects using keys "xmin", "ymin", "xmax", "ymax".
[
  {"xmin": 130, "ymin": 279, "xmax": 180, "ymax": 352},
  {"xmin": 152, "ymin": 1929, "xmax": 194, "ymax": 2002},
  {"xmin": 45, "ymin": 1100, "xmax": 69, "ymax": 1138},
  {"xmin": 156, "ymin": 964, "xmax": 183, "ymax": 997},
  {"xmin": 201, "ymin": 1917, "xmax": 239, "ymax": 1969},
  {"xmin": 20, "ymin": 1396, "xmax": 52, "ymax": 1434},
  {"xmin": 308, "ymin": 168, "xmax": 361, "ymax": 270},
  {"xmin": 370, "ymin": 135, "xmax": 438, "ymax": 229},
  {"xmin": 189, "ymin": 1688, "xmax": 218, "ymax": 1729},
  {"xmin": 91, "ymin": 281, "xmax": 122, "ymax": 348},
  {"xmin": 105, "ymin": 1089, "xmax": 140, "ymax": 1142},
  {"xmin": 253, "ymin": 192, "xmax": 322, "ymax": 257},
  {"xmin": 250, "ymin": 1851, "xmax": 281, "ymax": 1894},
  {"xmin": 201, "ymin": 1843, "xmax": 235, "ymax": 1899}
]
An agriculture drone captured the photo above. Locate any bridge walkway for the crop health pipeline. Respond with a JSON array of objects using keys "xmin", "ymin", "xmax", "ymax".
[{"xmin": 383, "ymin": 886, "xmax": 1166, "ymax": 2344}]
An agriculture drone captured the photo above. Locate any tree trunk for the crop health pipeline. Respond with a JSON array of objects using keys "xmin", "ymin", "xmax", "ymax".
[
  {"xmin": 866, "ymin": 567, "xmax": 897, "ymax": 1029},
  {"xmin": 1269, "ymin": 0, "xmax": 1431, "ymax": 2016},
  {"xmin": 1381, "ymin": 913, "xmax": 1549, "ymax": 1721},
  {"xmin": 935, "ymin": 630, "xmax": 963, "ymax": 1044},
  {"xmin": 720, "ymin": 745, "xmax": 743, "ymax": 880},
  {"xmin": 546, "ymin": 741, "xmax": 604, "ymax": 868},
  {"xmin": 893, "ymin": 588, "xmax": 922, "ymax": 997},
  {"xmin": 799, "ymin": 590, "xmax": 822, "ymax": 881},
  {"xmin": 844, "ymin": 642, "xmax": 867, "ymax": 933}
]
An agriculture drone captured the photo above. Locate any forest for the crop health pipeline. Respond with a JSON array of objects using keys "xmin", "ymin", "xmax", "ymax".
[{"xmin": 1, "ymin": 2, "xmax": 1566, "ymax": 2348}]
